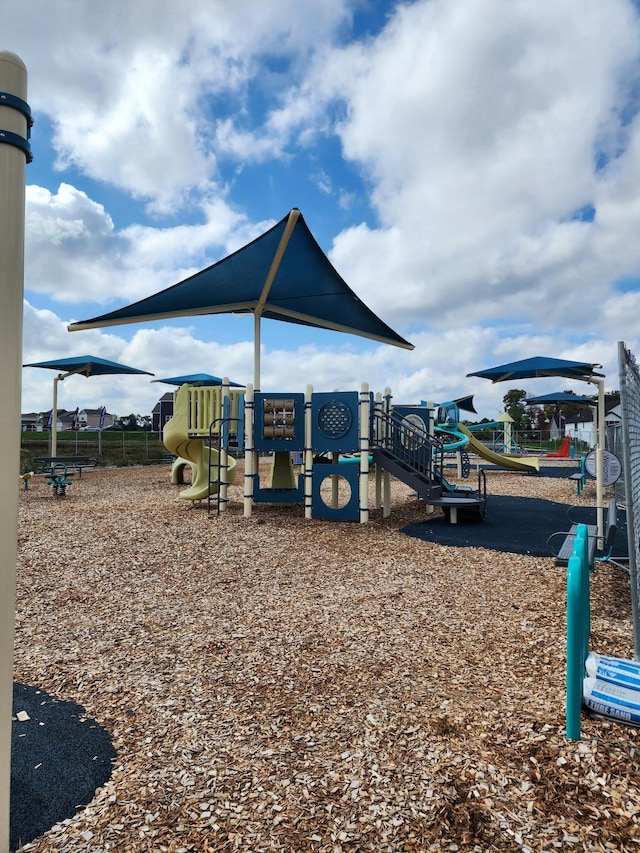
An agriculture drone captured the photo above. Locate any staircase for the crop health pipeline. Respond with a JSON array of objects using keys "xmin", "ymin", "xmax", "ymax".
[
  {"xmin": 371, "ymin": 409, "xmax": 486, "ymax": 522},
  {"xmin": 371, "ymin": 446, "xmax": 443, "ymax": 503}
]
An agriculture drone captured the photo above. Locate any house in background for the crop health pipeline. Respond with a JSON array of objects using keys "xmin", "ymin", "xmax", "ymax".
[
  {"xmin": 152, "ymin": 393, "xmax": 174, "ymax": 432},
  {"xmin": 20, "ymin": 412, "xmax": 42, "ymax": 432},
  {"xmin": 20, "ymin": 408, "xmax": 116, "ymax": 431},
  {"xmin": 565, "ymin": 401, "xmax": 621, "ymax": 446},
  {"xmin": 79, "ymin": 407, "xmax": 116, "ymax": 429},
  {"xmin": 20, "ymin": 410, "xmax": 63, "ymax": 432}
]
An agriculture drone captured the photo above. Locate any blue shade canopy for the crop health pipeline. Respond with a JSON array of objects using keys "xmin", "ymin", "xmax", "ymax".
[
  {"xmin": 23, "ymin": 356, "xmax": 153, "ymax": 456},
  {"xmin": 23, "ymin": 355, "xmax": 153, "ymax": 377},
  {"xmin": 67, "ymin": 209, "xmax": 414, "ymax": 354},
  {"xmin": 524, "ymin": 392, "xmax": 595, "ymax": 405},
  {"xmin": 152, "ymin": 373, "xmax": 243, "ymax": 387},
  {"xmin": 467, "ymin": 356, "xmax": 603, "ymax": 383}
]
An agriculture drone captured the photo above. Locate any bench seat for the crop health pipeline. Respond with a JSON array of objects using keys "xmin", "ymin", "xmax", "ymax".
[
  {"xmin": 548, "ymin": 498, "xmax": 617, "ymax": 567},
  {"xmin": 35, "ymin": 456, "xmax": 97, "ymax": 477},
  {"xmin": 556, "ymin": 523, "xmax": 598, "ymax": 566}
]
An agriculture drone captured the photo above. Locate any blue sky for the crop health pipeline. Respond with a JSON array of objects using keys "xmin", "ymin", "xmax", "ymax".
[{"xmin": 7, "ymin": 0, "xmax": 640, "ymax": 420}]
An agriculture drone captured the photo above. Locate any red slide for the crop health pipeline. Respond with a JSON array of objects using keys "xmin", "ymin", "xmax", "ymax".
[{"xmin": 544, "ymin": 436, "xmax": 571, "ymax": 458}]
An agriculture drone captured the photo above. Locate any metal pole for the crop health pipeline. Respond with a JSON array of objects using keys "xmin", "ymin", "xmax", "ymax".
[
  {"xmin": 304, "ymin": 384, "xmax": 313, "ymax": 519},
  {"xmin": 594, "ymin": 377, "xmax": 605, "ymax": 540},
  {"xmin": 253, "ymin": 208, "xmax": 300, "ymax": 391},
  {"xmin": 359, "ymin": 382, "xmax": 370, "ymax": 524},
  {"xmin": 254, "ymin": 312, "xmax": 260, "ymax": 392},
  {"xmin": 244, "ymin": 383, "xmax": 254, "ymax": 517},
  {"xmin": 51, "ymin": 375, "xmax": 59, "ymax": 455},
  {"xmin": 0, "ymin": 50, "xmax": 29, "ymax": 853}
]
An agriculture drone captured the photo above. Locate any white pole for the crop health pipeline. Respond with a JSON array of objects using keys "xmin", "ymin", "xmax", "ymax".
[
  {"xmin": 426, "ymin": 400, "xmax": 435, "ymax": 514},
  {"xmin": 359, "ymin": 382, "xmax": 370, "ymax": 524},
  {"xmin": 304, "ymin": 384, "xmax": 313, "ymax": 519},
  {"xmin": 383, "ymin": 387, "xmax": 392, "ymax": 517},
  {"xmin": 253, "ymin": 313, "xmax": 261, "ymax": 392},
  {"xmin": 51, "ymin": 374, "xmax": 60, "ymax": 456},
  {"xmin": 219, "ymin": 378, "xmax": 229, "ymax": 512},
  {"xmin": 0, "ymin": 50, "xmax": 29, "ymax": 853},
  {"xmin": 374, "ymin": 392, "xmax": 382, "ymax": 509},
  {"xmin": 243, "ymin": 384, "xmax": 254, "ymax": 517},
  {"xmin": 594, "ymin": 377, "xmax": 605, "ymax": 540},
  {"xmin": 253, "ymin": 209, "xmax": 300, "ymax": 391}
]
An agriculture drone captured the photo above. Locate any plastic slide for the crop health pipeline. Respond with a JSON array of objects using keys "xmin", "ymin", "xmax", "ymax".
[
  {"xmin": 163, "ymin": 384, "xmax": 237, "ymax": 501},
  {"xmin": 456, "ymin": 424, "xmax": 540, "ymax": 472},
  {"xmin": 434, "ymin": 425, "xmax": 470, "ymax": 451},
  {"xmin": 544, "ymin": 436, "xmax": 571, "ymax": 458}
]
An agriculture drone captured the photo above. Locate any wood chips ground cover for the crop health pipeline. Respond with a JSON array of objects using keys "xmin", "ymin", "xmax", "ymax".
[{"xmin": 13, "ymin": 461, "xmax": 640, "ymax": 851}]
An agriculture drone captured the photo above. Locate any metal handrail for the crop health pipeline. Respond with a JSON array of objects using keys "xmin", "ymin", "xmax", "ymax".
[
  {"xmin": 371, "ymin": 408, "xmax": 438, "ymax": 479},
  {"xmin": 206, "ymin": 415, "xmax": 242, "ymax": 516}
]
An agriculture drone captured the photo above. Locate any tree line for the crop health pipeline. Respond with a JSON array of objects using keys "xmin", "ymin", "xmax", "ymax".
[{"xmin": 489, "ymin": 389, "xmax": 621, "ymax": 432}]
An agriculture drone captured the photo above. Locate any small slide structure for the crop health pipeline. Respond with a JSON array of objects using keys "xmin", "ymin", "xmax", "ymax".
[
  {"xmin": 544, "ymin": 436, "xmax": 571, "ymax": 458},
  {"xmin": 456, "ymin": 424, "xmax": 539, "ymax": 473},
  {"xmin": 163, "ymin": 384, "xmax": 237, "ymax": 501}
]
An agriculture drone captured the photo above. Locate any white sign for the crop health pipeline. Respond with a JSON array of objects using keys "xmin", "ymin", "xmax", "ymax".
[{"xmin": 585, "ymin": 450, "xmax": 622, "ymax": 486}]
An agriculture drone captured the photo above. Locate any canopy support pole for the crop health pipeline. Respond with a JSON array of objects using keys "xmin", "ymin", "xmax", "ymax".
[
  {"xmin": 51, "ymin": 374, "xmax": 60, "ymax": 455},
  {"xmin": 50, "ymin": 366, "xmax": 89, "ymax": 456},
  {"xmin": 254, "ymin": 313, "xmax": 261, "ymax": 393},
  {"xmin": 253, "ymin": 208, "xmax": 300, "ymax": 390}
]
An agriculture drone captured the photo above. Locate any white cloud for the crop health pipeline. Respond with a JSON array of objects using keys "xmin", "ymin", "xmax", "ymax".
[
  {"xmin": 317, "ymin": 0, "xmax": 640, "ymax": 337},
  {"xmin": 10, "ymin": 0, "xmax": 640, "ymax": 424},
  {"xmin": 24, "ymin": 184, "xmax": 273, "ymax": 305},
  {"xmin": 7, "ymin": 0, "xmax": 357, "ymax": 210}
]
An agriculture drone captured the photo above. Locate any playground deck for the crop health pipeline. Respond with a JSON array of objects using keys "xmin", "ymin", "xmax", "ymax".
[{"xmin": 12, "ymin": 462, "xmax": 638, "ymax": 853}]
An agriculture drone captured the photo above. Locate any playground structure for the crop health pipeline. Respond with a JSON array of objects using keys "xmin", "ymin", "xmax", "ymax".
[
  {"xmin": 435, "ymin": 402, "xmax": 539, "ymax": 474},
  {"xmin": 162, "ymin": 382, "xmax": 545, "ymax": 523},
  {"xmin": 464, "ymin": 412, "xmax": 520, "ymax": 455},
  {"xmin": 544, "ymin": 435, "xmax": 572, "ymax": 458},
  {"xmin": 163, "ymin": 384, "xmax": 238, "ymax": 502}
]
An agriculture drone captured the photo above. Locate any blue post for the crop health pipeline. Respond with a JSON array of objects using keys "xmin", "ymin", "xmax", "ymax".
[{"xmin": 566, "ymin": 523, "xmax": 590, "ymax": 740}]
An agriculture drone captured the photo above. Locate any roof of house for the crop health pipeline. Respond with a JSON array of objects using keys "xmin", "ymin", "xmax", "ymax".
[
  {"xmin": 565, "ymin": 401, "xmax": 620, "ymax": 424},
  {"xmin": 152, "ymin": 393, "xmax": 174, "ymax": 415}
]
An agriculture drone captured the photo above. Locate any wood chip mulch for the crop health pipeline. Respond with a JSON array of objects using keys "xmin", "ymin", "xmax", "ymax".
[{"xmin": 13, "ymin": 461, "xmax": 640, "ymax": 852}]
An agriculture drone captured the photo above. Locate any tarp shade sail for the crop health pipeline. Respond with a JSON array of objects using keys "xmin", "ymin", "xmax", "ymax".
[
  {"xmin": 152, "ymin": 373, "xmax": 243, "ymax": 387},
  {"xmin": 468, "ymin": 355, "xmax": 607, "ymax": 538},
  {"xmin": 524, "ymin": 392, "xmax": 595, "ymax": 405},
  {"xmin": 467, "ymin": 357, "xmax": 603, "ymax": 383},
  {"xmin": 23, "ymin": 355, "xmax": 153, "ymax": 377},
  {"xmin": 23, "ymin": 355, "xmax": 153, "ymax": 456},
  {"xmin": 68, "ymin": 209, "xmax": 413, "ymax": 355}
]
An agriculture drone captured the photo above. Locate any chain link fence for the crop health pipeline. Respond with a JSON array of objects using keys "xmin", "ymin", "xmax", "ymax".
[
  {"xmin": 618, "ymin": 341, "xmax": 640, "ymax": 659},
  {"xmin": 20, "ymin": 431, "xmax": 169, "ymax": 467}
]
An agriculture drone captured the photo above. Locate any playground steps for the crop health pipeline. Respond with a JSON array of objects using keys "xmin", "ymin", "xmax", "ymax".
[
  {"xmin": 371, "ymin": 448, "xmax": 443, "ymax": 503},
  {"xmin": 372, "ymin": 447, "xmax": 485, "ymax": 521}
]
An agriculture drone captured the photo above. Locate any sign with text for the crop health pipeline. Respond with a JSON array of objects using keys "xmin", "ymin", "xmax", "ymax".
[{"xmin": 585, "ymin": 450, "xmax": 622, "ymax": 486}]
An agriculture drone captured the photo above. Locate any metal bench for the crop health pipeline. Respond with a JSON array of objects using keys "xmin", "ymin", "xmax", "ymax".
[
  {"xmin": 568, "ymin": 455, "xmax": 589, "ymax": 495},
  {"xmin": 35, "ymin": 456, "xmax": 97, "ymax": 478},
  {"xmin": 547, "ymin": 498, "xmax": 618, "ymax": 567}
]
